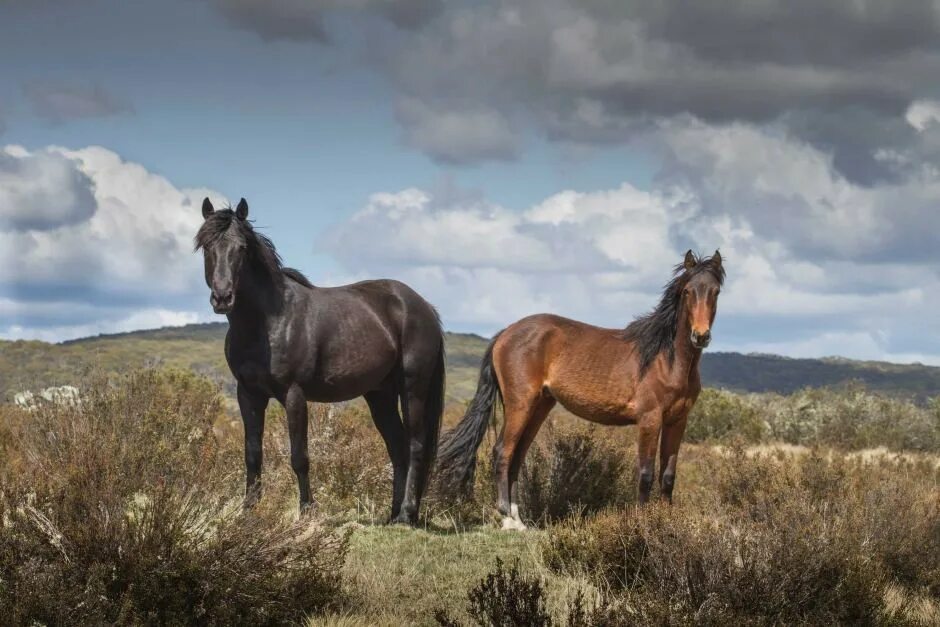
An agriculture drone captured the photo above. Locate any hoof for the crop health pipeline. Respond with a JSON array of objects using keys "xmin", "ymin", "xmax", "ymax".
[
  {"xmin": 501, "ymin": 516, "xmax": 527, "ymax": 531},
  {"xmin": 298, "ymin": 502, "xmax": 316, "ymax": 518},
  {"xmin": 389, "ymin": 513, "xmax": 417, "ymax": 527}
]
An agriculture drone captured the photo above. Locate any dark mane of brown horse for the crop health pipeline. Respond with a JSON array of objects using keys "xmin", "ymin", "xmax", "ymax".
[
  {"xmin": 622, "ymin": 253, "xmax": 725, "ymax": 375},
  {"xmin": 194, "ymin": 208, "xmax": 314, "ymax": 289}
]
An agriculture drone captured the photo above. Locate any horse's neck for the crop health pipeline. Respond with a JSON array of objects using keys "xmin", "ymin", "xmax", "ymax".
[
  {"xmin": 229, "ymin": 267, "xmax": 285, "ymax": 329},
  {"xmin": 669, "ymin": 308, "xmax": 701, "ymax": 384}
]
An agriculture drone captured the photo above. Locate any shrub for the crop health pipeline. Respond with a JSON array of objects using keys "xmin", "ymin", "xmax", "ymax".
[
  {"xmin": 543, "ymin": 447, "xmax": 940, "ymax": 625},
  {"xmin": 0, "ymin": 368, "xmax": 347, "ymax": 625},
  {"xmin": 515, "ymin": 423, "xmax": 634, "ymax": 526},
  {"xmin": 763, "ymin": 385, "xmax": 940, "ymax": 452},
  {"xmin": 685, "ymin": 388, "xmax": 767, "ymax": 444},
  {"xmin": 434, "ymin": 558, "xmax": 552, "ymax": 627},
  {"xmin": 688, "ymin": 385, "xmax": 940, "ymax": 453}
]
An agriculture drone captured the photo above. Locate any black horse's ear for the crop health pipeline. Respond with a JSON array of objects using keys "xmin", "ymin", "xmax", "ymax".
[
  {"xmin": 235, "ymin": 198, "xmax": 249, "ymax": 220},
  {"xmin": 712, "ymin": 249, "xmax": 722, "ymax": 269},
  {"xmin": 202, "ymin": 197, "xmax": 214, "ymax": 219},
  {"xmin": 683, "ymin": 249, "xmax": 696, "ymax": 271}
]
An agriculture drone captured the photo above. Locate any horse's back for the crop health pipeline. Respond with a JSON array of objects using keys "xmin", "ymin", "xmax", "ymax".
[
  {"xmin": 333, "ymin": 279, "xmax": 442, "ymax": 341},
  {"xmin": 496, "ymin": 313, "xmax": 622, "ymax": 356}
]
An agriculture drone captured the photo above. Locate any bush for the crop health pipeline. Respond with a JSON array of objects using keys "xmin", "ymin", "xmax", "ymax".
[
  {"xmin": 686, "ymin": 388, "xmax": 767, "ymax": 444},
  {"xmin": 435, "ymin": 558, "xmax": 552, "ymax": 627},
  {"xmin": 0, "ymin": 369, "xmax": 347, "ymax": 625},
  {"xmin": 518, "ymin": 423, "xmax": 634, "ymax": 525},
  {"xmin": 543, "ymin": 447, "xmax": 940, "ymax": 625},
  {"xmin": 687, "ymin": 385, "xmax": 940, "ymax": 453}
]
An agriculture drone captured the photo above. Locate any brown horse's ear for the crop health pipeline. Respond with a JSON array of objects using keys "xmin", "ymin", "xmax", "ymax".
[
  {"xmin": 683, "ymin": 249, "xmax": 696, "ymax": 271},
  {"xmin": 235, "ymin": 198, "xmax": 249, "ymax": 220},
  {"xmin": 712, "ymin": 249, "xmax": 722, "ymax": 270},
  {"xmin": 202, "ymin": 197, "xmax": 214, "ymax": 220}
]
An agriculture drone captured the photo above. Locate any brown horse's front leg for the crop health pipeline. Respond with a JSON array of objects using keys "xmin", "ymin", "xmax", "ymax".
[
  {"xmin": 659, "ymin": 416, "xmax": 688, "ymax": 503},
  {"xmin": 636, "ymin": 414, "xmax": 662, "ymax": 504}
]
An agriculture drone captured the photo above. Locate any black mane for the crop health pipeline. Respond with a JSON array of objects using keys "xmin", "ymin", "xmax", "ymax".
[
  {"xmin": 194, "ymin": 209, "xmax": 314, "ymax": 289},
  {"xmin": 622, "ymin": 252, "xmax": 725, "ymax": 375}
]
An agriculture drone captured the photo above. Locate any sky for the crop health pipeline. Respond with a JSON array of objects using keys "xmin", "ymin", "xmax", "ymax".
[{"xmin": 2, "ymin": 0, "xmax": 940, "ymax": 364}]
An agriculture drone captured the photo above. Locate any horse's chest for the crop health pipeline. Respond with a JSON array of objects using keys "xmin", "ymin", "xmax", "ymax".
[
  {"xmin": 226, "ymin": 337, "xmax": 278, "ymax": 392},
  {"xmin": 663, "ymin": 395, "xmax": 695, "ymax": 422}
]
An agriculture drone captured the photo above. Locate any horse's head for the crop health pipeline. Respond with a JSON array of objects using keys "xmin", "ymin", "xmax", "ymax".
[
  {"xmin": 197, "ymin": 197, "xmax": 250, "ymax": 314},
  {"xmin": 681, "ymin": 249, "xmax": 723, "ymax": 349}
]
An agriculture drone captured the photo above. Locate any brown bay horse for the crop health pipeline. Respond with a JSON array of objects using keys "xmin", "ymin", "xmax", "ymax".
[{"xmin": 436, "ymin": 251, "xmax": 724, "ymax": 528}]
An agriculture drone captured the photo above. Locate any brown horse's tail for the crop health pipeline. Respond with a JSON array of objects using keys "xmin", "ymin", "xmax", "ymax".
[{"xmin": 435, "ymin": 332, "xmax": 502, "ymax": 498}]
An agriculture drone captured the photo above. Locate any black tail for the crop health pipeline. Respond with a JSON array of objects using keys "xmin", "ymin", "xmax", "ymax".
[
  {"xmin": 435, "ymin": 332, "xmax": 502, "ymax": 497},
  {"xmin": 424, "ymin": 335, "xmax": 446, "ymax": 468}
]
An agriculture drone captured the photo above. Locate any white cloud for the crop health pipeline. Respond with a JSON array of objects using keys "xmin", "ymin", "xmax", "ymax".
[
  {"xmin": 906, "ymin": 100, "xmax": 940, "ymax": 132},
  {"xmin": 0, "ymin": 145, "xmax": 214, "ymax": 293},
  {"xmin": 324, "ymin": 119, "xmax": 940, "ymax": 364},
  {"xmin": 0, "ymin": 144, "xmax": 222, "ymax": 341}
]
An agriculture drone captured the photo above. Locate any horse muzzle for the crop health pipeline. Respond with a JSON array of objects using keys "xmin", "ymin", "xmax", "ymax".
[
  {"xmin": 691, "ymin": 329, "xmax": 711, "ymax": 349},
  {"xmin": 210, "ymin": 290, "xmax": 234, "ymax": 314}
]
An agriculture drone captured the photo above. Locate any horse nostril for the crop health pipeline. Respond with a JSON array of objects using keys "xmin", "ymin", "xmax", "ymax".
[{"xmin": 701, "ymin": 331, "xmax": 711, "ymax": 343}]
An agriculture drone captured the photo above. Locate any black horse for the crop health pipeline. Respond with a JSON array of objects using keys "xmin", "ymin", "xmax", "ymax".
[{"xmin": 196, "ymin": 198, "xmax": 445, "ymax": 524}]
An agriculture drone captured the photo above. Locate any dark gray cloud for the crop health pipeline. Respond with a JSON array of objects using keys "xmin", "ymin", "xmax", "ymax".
[
  {"xmin": 23, "ymin": 81, "xmax": 133, "ymax": 124},
  {"xmin": 615, "ymin": 0, "xmax": 940, "ymax": 66},
  {"xmin": 209, "ymin": 0, "xmax": 441, "ymax": 42},
  {"xmin": 395, "ymin": 99, "xmax": 518, "ymax": 164},
  {"xmin": 380, "ymin": 0, "xmax": 940, "ymax": 179},
  {"xmin": 216, "ymin": 0, "xmax": 940, "ymax": 181}
]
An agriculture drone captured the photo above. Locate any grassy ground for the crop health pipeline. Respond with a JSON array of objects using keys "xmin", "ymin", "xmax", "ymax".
[{"xmin": 311, "ymin": 526, "xmax": 594, "ymax": 627}]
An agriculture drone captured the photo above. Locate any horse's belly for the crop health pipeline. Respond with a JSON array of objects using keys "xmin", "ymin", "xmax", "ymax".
[
  {"xmin": 301, "ymin": 369, "xmax": 388, "ymax": 403},
  {"xmin": 550, "ymin": 386, "xmax": 637, "ymax": 426},
  {"xmin": 296, "ymin": 351, "xmax": 396, "ymax": 403}
]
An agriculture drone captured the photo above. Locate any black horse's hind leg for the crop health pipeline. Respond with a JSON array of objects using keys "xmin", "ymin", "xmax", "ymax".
[
  {"xmin": 396, "ymin": 376, "xmax": 435, "ymax": 526},
  {"xmin": 237, "ymin": 383, "xmax": 268, "ymax": 507},
  {"xmin": 285, "ymin": 384, "xmax": 312, "ymax": 512},
  {"xmin": 365, "ymin": 388, "xmax": 408, "ymax": 521}
]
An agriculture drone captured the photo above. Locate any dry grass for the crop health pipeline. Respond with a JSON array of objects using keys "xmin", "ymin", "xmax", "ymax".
[
  {"xmin": 0, "ymin": 369, "xmax": 347, "ymax": 625},
  {"xmin": 2, "ymin": 368, "xmax": 939, "ymax": 625}
]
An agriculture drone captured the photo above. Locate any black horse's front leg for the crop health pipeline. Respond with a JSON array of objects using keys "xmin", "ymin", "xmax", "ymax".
[
  {"xmin": 285, "ymin": 384, "xmax": 312, "ymax": 513},
  {"xmin": 237, "ymin": 382, "xmax": 268, "ymax": 507}
]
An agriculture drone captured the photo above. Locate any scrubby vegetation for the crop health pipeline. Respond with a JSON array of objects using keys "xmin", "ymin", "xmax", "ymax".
[
  {"xmin": 0, "ymin": 370, "xmax": 347, "ymax": 625},
  {"xmin": 2, "ymin": 366, "xmax": 938, "ymax": 625},
  {"xmin": 687, "ymin": 385, "xmax": 940, "ymax": 452},
  {"xmin": 542, "ymin": 447, "xmax": 940, "ymax": 625}
]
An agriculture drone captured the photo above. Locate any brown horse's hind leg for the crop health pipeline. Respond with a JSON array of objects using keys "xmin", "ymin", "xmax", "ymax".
[
  {"xmin": 494, "ymin": 392, "xmax": 546, "ymax": 530},
  {"xmin": 659, "ymin": 416, "xmax": 688, "ymax": 503},
  {"xmin": 507, "ymin": 396, "xmax": 555, "ymax": 524},
  {"xmin": 636, "ymin": 413, "xmax": 663, "ymax": 505}
]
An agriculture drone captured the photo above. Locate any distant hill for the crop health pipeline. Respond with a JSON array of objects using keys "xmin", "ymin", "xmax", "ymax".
[{"xmin": 3, "ymin": 323, "xmax": 940, "ymax": 402}]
